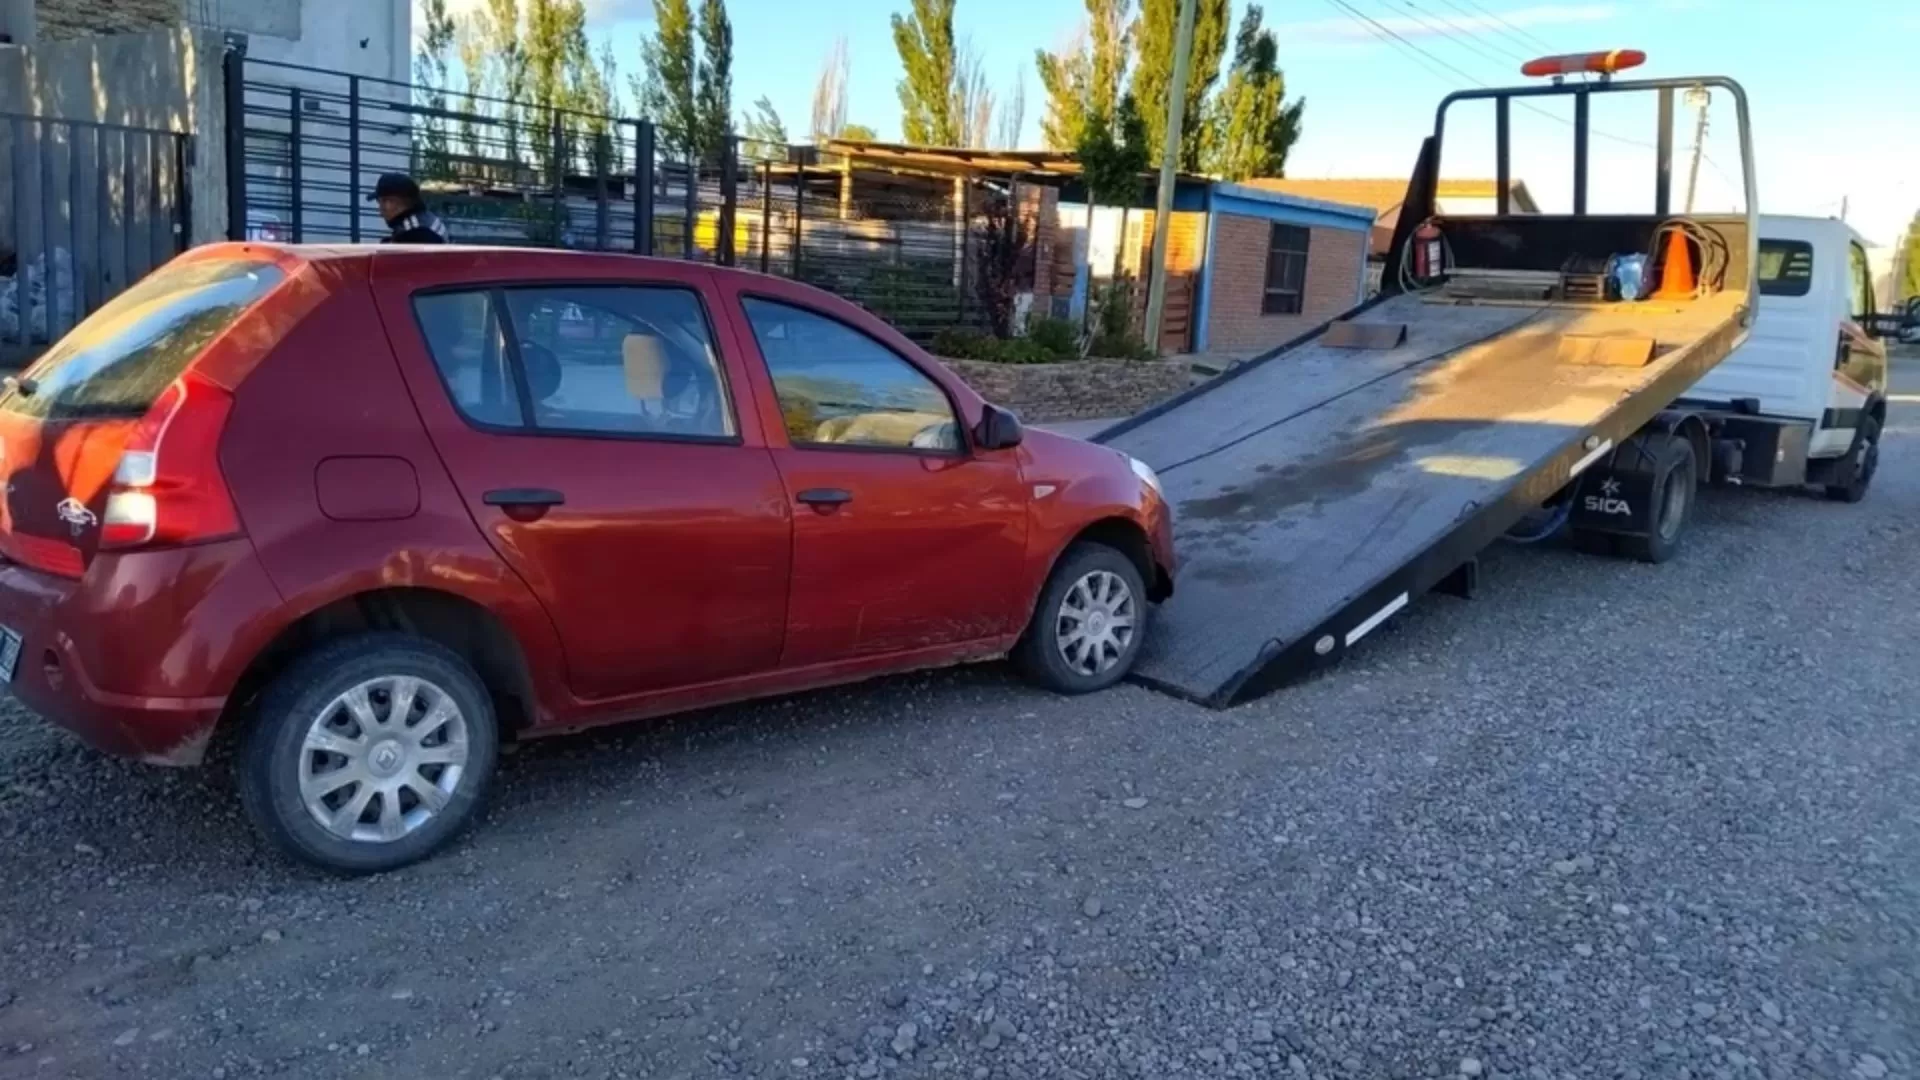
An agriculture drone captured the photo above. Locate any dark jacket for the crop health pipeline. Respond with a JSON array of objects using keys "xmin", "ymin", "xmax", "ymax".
[{"xmin": 383, "ymin": 209, "xmax": 450, "ymax": 245}]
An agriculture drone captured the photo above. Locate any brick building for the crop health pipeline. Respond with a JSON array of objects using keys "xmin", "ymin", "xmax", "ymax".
[{"xmin": 1181, "ymin": 184, "xmax": 1374, "ymax": 353}]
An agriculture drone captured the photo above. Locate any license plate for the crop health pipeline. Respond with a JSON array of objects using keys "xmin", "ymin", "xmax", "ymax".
[{"xmin": 0, "ymin": 628, "xmax": 20, "ymax": 683}]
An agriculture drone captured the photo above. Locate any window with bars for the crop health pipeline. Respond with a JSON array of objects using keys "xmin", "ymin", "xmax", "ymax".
[{"xmin": 1262, "ymin": 223, "xmax": 1311, "ymax": 315}]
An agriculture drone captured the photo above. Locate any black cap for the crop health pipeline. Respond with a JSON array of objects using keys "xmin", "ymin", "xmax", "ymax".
[{"xmin": 367, "ymin": 172, "xmax": 421, "ymax": 202}]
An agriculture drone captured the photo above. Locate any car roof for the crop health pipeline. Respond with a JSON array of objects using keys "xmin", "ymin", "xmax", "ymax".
[{"xmin": 192, "ymin": 242, "xmax": 794, "ymax": 284}]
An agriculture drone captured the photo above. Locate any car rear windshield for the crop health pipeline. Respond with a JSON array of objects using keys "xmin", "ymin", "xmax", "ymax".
[
  {"xmin": 1, "ymin": 258, "xmax": 286, "ymax": 421},
  {"xmin": 1756, "ymin": 239, "xmax": 1813, "ymax": 298}
]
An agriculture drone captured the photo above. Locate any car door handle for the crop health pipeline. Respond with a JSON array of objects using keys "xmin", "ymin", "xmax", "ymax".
[
  {"xmin": 795, "ymin": 488, "xmax": 853, "ymax": 508},
  {"xmin": 483, "ymin": 488, "xmax": 566, "ymax": 508}
]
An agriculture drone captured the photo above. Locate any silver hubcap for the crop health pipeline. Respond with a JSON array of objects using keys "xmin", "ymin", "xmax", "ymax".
[
  {"xmin": 1056, "ymin": 570, "xmax": 1136, "ymax": 676},
  {"xmin": 299, "ymin": 676, "xmax": 469, "ymax": 844}
]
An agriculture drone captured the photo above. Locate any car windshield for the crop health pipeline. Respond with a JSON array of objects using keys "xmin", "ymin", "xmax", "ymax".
[{"xmin": 1, "ymin": 259, "xmax": 286, "ymax": 421}]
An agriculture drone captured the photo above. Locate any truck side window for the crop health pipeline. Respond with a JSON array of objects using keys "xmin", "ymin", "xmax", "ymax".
[
  {"xmin": 1847, "ymin": 243, "xmax": 1873, "ymax": 319},
  {"xmin": 1754, "ymin": 240, "xmax": 1812, "ymax": 298}
]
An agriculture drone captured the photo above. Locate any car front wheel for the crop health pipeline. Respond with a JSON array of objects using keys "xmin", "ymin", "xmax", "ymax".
[
  {"xmin": 1013, "ymin": 542, "xmax": 1149, "ymax": 694},
  {"xmin": 238, "ymin": 633, "xmax": 499, "ymax": 875}
]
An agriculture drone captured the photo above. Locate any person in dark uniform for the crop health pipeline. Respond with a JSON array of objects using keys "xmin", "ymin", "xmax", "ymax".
[{"xmin": 368, "ymin": 173, "xmax": 450, "ymax": 244}]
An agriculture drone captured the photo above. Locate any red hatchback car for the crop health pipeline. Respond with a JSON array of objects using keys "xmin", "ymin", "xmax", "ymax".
[{"xmin": 0, "ymin": 244, "xmax": 1175, "ymax": 872}]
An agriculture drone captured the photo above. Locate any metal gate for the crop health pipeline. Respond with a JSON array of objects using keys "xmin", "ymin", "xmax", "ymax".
[
  {"xmin": 2, "ymin": 113, "xmax": 191, "ymax": 354},
  {"xmin": 223, "ymin": 48, "xmax": 985, "ymax": 342}
]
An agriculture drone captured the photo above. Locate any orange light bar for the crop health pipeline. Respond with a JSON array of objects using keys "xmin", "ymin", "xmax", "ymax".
[{"xmin": 1521, "ymin": 49, "xmax": 1646, "ymax": 78}]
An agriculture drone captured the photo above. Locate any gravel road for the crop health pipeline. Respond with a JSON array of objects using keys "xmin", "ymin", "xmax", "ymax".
[{"xmin": 2, "ymin": 361, "xmax": 1917, "ymax": 1080}]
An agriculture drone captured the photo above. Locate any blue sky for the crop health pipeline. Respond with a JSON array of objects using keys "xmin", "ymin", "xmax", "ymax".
[{"xmin": 432, "ymin": 0, "xmax": 1919, "ymax": 246}]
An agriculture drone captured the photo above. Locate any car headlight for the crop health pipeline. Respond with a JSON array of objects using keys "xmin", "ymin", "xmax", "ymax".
[{"xmin": 1129, "ymin": 455, "xmax": 1163, "ymax": 496}]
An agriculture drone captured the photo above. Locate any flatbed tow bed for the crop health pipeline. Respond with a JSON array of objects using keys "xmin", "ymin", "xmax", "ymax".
[{"xmin": 1096, "ymin": 56, "xmax": 1763, "ymax": 707}]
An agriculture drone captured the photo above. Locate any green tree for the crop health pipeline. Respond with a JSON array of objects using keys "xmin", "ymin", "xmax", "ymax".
[
  {"xmin": 1901, "ymin": 212, "xmax": 1920, "ymax": 305},
  {"xmin": 640, "ymin": 0, "xmax": 700, "ymax": 154},
  {"xmin": 1129, "ymin": 0, "xmax": 1227, "ymax": 171},
  {"xmin": 1076, "ymin": 95, "xmax": 1148, "ymax": 208},
  {"xmin": 742, "ymin": 95, "xmax": 788, "ymax": 156},
  {"xmin": 639, "ymin": 0, "xmax": 731, "ymax": 158},
  {"xmin": 1034, "ymin": 0, "xmax": 1130, "ymax": 151},
  {"xmin": 891, "ymin": 0, "xmax": 962, "ymax": 145},
  {"xmin": 485, "ymin": 0, "xmax": 530, "ymax": 176},
  {"xmin": 1202, "ymin": 5, "xmax": 1303, "ymax": 180},
  {"xmin": 696, "ymin": 0, "xmax": 734, "ymax": 157},
  {"xmin": 414, "ymin": 0, "xmax": 457, "ymax": 177},
  {"xmin": 454, "ymin": 13, "xmax": 490, "ymax": 168},
  {"xmin": 1076, "ymin": 93, "xmax": 1149, "ymax": 294},
  {"xmin": 524, "ymin": 0, "xmax": 586, "ymax": 176},
  {"xmin": 839, "ymin": 122, "xmax": 880, "ymax": 141}
]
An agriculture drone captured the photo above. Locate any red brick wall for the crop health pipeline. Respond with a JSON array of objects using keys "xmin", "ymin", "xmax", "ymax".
[
  {"xmin": 1017, "ymin": 184, "xmax": 1061, "ymax": 305},
  {"xmin": 1204, "ymin": 214, "xmax": 1366, "ymax": 352}
]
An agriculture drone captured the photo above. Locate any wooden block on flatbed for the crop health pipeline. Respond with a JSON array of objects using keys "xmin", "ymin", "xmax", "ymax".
[{"xmin": 1323, "ymin": 320, "xmax": 1408, "ymax": 350}]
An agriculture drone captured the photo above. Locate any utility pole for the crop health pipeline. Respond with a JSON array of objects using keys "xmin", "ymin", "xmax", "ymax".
[
  {"xmin": 1143, "ymin": 0, "xmax": 1198, "ymax": 355},
  {"xmin": 1683, "ymin": 86, "xmax": 1709, "ymax": 213}
]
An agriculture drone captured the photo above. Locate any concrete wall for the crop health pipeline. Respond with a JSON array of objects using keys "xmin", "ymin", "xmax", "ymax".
[
  {"xmin": 31, "ymin": 0, "xmax": 181, "ymax": 40},
  {"xmin": 0, "ymin": 27, "xmax": 227, "ymax": 246},
  {"xmin": 239, "ymin": 0, "xmax": 408, "ymax": 84}
]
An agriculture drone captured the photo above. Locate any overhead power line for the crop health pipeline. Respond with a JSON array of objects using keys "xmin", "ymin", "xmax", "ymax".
[
  {"xmin": 1394, "ymin": 0, "xmax": 1532, "ymax": 66},
  {"xmin": 1320, "ymin": 0, "xmax": 1658, "ymax": 153},
  {"xmin": 1432, "ymin": 0, "xmax": 1557, "ymax": 56}
]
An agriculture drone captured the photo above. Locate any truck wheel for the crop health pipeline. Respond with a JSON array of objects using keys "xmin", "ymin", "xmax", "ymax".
[
  {"xmin": 1824, "ymin": 416, "xmax": 1880, "ymax": 504},
  {"xmin": 238, "ymin": 633, "xmax": 499, "ymax": 875},
  {"xmin": 1013, "ymin": 542, "xmax": 1148, "ymax": 694},
  {"xmin": 1617, "ymin": 435, "xmax": 1698, "ymax": 564}
]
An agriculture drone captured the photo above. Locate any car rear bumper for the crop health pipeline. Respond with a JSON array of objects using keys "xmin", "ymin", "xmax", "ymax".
[{"xmin": 0, "ymin": 538, "xmax": 278, "ymax": 766}]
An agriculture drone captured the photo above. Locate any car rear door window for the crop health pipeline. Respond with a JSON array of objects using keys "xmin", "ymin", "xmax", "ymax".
[
  {"xmin": 414, "ymin": 291, "xmax": 525, "ymax": 428},
  {"xmin": 414, "ymin": 286, "xmax": 735, "ymax": 440},
  {"xmin": 739, "ymin": 297, "xmax": 961, "ymax": 453},
  {"xmin": 2, "ymin": 259, "xmax": 285, "ymax": 420}
]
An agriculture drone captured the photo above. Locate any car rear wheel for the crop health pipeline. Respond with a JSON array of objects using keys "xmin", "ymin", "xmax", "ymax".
[
  {"xmin": 239, "ymin": 633, "xmax": 499, "ymax": 875},
  {"xmin": 1013, "ymin": 542, "xmax": 1148, "ymax": 694}
]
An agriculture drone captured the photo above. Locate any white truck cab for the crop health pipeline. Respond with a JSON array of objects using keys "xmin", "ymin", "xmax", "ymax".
[{"xmin": 1683, "ymin": 214, "xmax": 1890, "ymax": 501}]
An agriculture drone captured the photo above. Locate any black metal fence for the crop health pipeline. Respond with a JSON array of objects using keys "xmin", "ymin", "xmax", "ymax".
[
  {"xmin": 227, "ymin": 53, "xmax": 996, "ymax": 341},
  {"xmin": 2, "ymin": 113, "xmax": 191, "ymax": 349}
]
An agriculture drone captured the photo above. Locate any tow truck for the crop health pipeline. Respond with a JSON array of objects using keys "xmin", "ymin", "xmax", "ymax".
[{"xmin": 1097, "ymin": 51, "xmax": 1909, "ymax": 707}]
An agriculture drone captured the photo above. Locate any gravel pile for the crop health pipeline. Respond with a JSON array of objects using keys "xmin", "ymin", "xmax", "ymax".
[{"xmin": 2, "ymin": 379, "xmax": 1916, "ymax": 1079}]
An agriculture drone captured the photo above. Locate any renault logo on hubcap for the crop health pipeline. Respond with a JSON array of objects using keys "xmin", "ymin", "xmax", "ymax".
[{"xmin": 369, "ymin": 741, "xmax": 404, "ymax": 776}]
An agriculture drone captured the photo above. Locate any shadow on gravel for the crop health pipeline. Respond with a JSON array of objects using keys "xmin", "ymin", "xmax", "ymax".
[{"xmin": 1, "ymin": 660, "xmax": 1048, "ymax": 879}]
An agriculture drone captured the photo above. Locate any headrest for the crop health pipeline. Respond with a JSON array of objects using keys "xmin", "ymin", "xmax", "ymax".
[{"xmin": 622, "ymin": 333, "xmax": 667, "ymax": 400}]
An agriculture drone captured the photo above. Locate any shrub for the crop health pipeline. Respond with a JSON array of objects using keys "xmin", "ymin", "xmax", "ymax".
[
  {"xmin": 1086, "ymin": 278, "xmax": 1156, "ymax": 360},
  {"xmin": 931, "ymin": 327, "xmax": 1058, "ymax": 365},
  {"xmin": 1023, "ymin": 315, "xmax": 1081, "ymax": 360}
]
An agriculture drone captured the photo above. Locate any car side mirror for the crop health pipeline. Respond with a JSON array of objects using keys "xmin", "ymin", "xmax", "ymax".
[{"xmin": 974, "ymin": 404, "xmax": 1024, "ymax": 451}]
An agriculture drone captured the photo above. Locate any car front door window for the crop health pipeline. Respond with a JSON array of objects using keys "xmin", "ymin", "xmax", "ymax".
[{"xmin": 740, "ymin": 297, "xmax": 962, "ymax": 453}]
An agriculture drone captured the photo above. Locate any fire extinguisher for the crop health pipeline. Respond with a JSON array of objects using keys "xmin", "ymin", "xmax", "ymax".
[
  {"xmin": 1405, "ymin": 220, "xmax": 1443, "ymax": 288},
  {"xmin": 1410, "ymin": 220, "xmax": 1446, "ymax": 286}
]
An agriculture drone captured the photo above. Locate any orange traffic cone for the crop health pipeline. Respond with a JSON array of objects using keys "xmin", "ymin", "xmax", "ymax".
[{"xmin": 1651, "ymin": 228, "xmax": 1696, "ymax": 300}]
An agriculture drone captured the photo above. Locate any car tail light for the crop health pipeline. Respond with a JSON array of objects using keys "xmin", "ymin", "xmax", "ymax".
[{"xmin": 99, "ymin": 373, "xmax": 240, "ymax": 550}]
